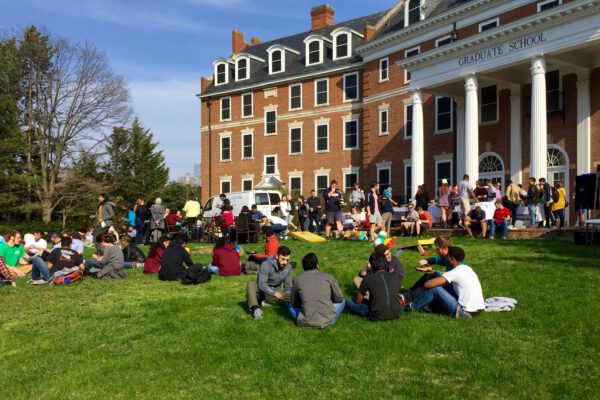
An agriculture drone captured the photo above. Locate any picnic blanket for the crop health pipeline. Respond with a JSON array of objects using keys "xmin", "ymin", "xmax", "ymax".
[{"xmin": 485, "ymin": 297, "xmax": 518, "ymax": 312}]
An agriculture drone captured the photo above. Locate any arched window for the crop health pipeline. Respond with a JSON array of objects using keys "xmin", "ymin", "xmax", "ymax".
[
  {"xmin": 308, "ymin": 40, "xmax": 321, "ymax": 65},
  {"xmin": 270, "ymin": 50, "xmax": 283, "ymax": 74},
  {"xmin": 215, "ymin": 62, "xmax": 228, "ymax": 85},
  {"xmin": 547, "ymin": 147, "xmax": 566, "ymax": 167},
  {"xmin": 236, "ymin": 58, "xmax": 248, "ymax": 81},
  {"xmin": 479, "ymin": 152, "xmax": 505, "ymax": 187},
  {"xmin": 335, "ymin": 33, "xmax": 349, "ymax": 59}
]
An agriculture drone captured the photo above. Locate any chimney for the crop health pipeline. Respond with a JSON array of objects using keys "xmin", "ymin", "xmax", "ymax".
[
  {"xmin": 251, "ymin": 37, "xmax": 262, "ymax": 45},
  {"xmin": 201, "ymin": 77, "xmax": 212, "ymax": 93},
  {"xmin": 232, "ymin": 30, "xmax": 246, "ymax": 55},
  {"xmin": 311, "ymin": 4, "xmax": 335, "ymax": 31},
  {"xmin": 364, "ymin": 24, "xmax": 376, "ymax": 42}
]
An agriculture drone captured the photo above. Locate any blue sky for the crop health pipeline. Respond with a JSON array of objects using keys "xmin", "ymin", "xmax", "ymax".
[{"xmin": 1, "ymin": 0, "xmax": 393, "ymax": 182}]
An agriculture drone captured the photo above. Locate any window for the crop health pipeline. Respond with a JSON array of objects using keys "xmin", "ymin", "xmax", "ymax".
[
  {"xmin": 404, "ymin": 104, "xmax": 413, "ymax": 138},
  {"xmin": 380, "ymin": 58, "xmax": 389, "ymax": 82},
  {"xmin": 378, "ymin": 167, "xmax": 391, "ymax": 191},
  {"xmin": 220, "ymin": 136, "xmax": 231, "ymax": 161},
  {"xmin": 546, "ymin": 70, "xmax": 562, "ymax": 112},
  {"xmin": 242, "ymin": 179, "xmax": 253, "ymax": 191},
  {"xmin": 315, "ymin": 79, "xmax": 329, "ymax": 106},
  {"xmin": 335, "ymin": 33, "xmax": 349, "ymax": 59},
  {"xmin": 404, "ymin": 47, "xmax": 420, "ymax": 82},
  {"xmin": 220, "ymin": 179, "xmax": 231, "ymax": 194},
  {"xmin": 290, "ymin": 176, "xmax": 302, "ymax": 196},
  {"xmin": 236, "ymin": 58, "xmax": 248, "ymax": 81},
  {"xmin": 344, "ymin": 172, "xmax": 358, "ymax": 192},
  {"xmin": 404, "ymin": 164, "xmax": 412, "ymax": 202},
  {"xmin": 307, "ymin": 40, "xmax": 322, "ymax": 65},
  {"xmin": 479, "ymin": 18, "xmax": 499, "ymax": 32},
  {"xmin": 436, "ymin": 160, "xmax": 453, "ymax": 188},
  {"xmin": 343, "ymin": 73, "xmax": 359, "ymax": 102},
  {"xmin": 435, "ymin": 97, "xmax": 453, "ymax": 132},
  {"xmin": 265, "ymin": 110, "xmax": 277, "ymax": 135},
  {"xmin": 316, "ymin": 174, "xmax": 329, "ymax": 195},
  {"xmin": 289, "ymin": 84, "xmax": 302, "ymax": 110},
  {"xmin": 220, "ymin": 97, "xmax": 231, "ymax": 121},
  {"xmin": 380, "ymin": 109, "xmax": 389, "ymax": 135},
  {"xmin": 255, "ymin": 193, "xmax": 269, "ymax": 206},
  {"xmin": 406, "ymin": 0, "xmax": 421, "ymax": 26},
  {"xmin": 289, "ymin": 127, "xmax": 302, "ymax": 154},
  {"xmin": 480, "ymin": 85, "xmax": 497, "ymax": 123},
  {"xmin": 538, "ymin": 0, "xmax": 561, "ymax": 12},
  {"xmin": 344, "ymin": 119, "xmax": 359, "ymax": 150},
  {"xmin": 436, "ymin": 35, "xmax": 452, "ymax": 47},
  {"xmin": 242, "ymin": 92, "xmax": 253, "ymax": 118},
  {"xmin": 264, "ymin": 155, "xmax": 277, "ymax": 175},
  {"xmin": 270, "ymin": 50, "xmax": 283, "ymax": 74},
  {"xmin": 315, "ymin": 123, "xmax": 329, "ymax": 152},
  {"xmin": 215, "ymin": 62, "xmax": 227, "ymax": 85},
  {"xmin": 242, "ymin": 132, "xmax": 253, "ymax": 159}
]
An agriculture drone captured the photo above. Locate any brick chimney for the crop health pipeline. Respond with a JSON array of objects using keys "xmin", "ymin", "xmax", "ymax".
[
  {"xmin": 232, "ymin": 30, "xmax": 247, "ymax": 54},
  {"xmin": 311, "ymin": 4, "xmax": 335, "ymax": 31},
  {"xmin": 250, "ymin": 37, "xmax": 262, "ymax": 45},
  {"xmin": 201, "ymin": 77, "xmax": 212, "ymax": 93},
  {"xmin": 364, "ymin": 24, "xmax": 376, "ymax": 42}
]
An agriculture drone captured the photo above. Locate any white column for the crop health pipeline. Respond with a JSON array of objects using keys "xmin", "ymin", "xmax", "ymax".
[
  {"xmin": 530, "ymin": 56, "xmax": 547, "ymax": 180},
  {"xmin": 411, "ymin": 90, "xmax": 424, "ymax": 194},
  {"xmin": 464, "ymin": 75, "xmax": 479, "ymax": 182},
  {"xmin": 455, "ymin": 97, "xmax": 465, "ymax": 181},
  {"xmin": 576, "ymin": 74, "xmax": 591, "ymax": 175},
  {"xmin": 510, "ymin": 87, "xmax": 522, "ymax": 183}
]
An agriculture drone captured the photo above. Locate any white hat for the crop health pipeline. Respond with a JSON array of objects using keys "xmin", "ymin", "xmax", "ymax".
[{"xmin": 441, "ymin": 179, "xmax": 448, "ymax": 184}]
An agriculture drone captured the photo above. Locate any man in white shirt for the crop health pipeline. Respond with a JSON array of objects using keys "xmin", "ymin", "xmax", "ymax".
[
  {"xmin": 409, "ymin": 246, "xmax": 484, "ymax": 318},
  {"xmin": 260, "ymin": 215, "xmax": 289, "ymax": 239},
  {"xmin": 23, "ymin": 231, "xmax": 48, "ymax": 257}
]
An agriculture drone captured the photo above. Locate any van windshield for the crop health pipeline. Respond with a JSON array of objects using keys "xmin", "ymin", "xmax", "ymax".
[
  {"xmin": 255, "ymin": 193, "xmax": 269, "ymax": 206},
  {"xmin": 268, "ymin": 193, "xmax": 281, "ymax": 205},
  {"xmin": 204, "ymin": 198, "xmax": 213, "ymax": 211}
]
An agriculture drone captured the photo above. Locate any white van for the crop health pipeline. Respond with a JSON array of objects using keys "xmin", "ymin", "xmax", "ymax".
[{"xmin": 202, "ymin": 190, "xmax": 282, "ymax": 219}]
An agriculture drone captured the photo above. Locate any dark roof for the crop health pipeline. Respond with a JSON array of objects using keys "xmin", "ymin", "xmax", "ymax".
[{"xmin": 202, "ymin": 11, "xmax": 386, "ymax": 96}]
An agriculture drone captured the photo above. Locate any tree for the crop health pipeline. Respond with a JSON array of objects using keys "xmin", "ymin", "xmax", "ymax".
[
  {"xmin": 18, "ymin": 26, "xmax": 131, "ymax": 222},
  {"xmin": 160, "ymin": 182, "xmax": 188, "ymax": 211}
]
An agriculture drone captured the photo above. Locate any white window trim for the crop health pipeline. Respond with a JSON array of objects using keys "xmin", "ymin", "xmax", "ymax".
[
  {"xmin": 289, "ymin": 125, "xmax": 303, "ymax": 155},
  {"xmin": 404, "ymin": 46, "xmax": 420, "ymax": 84},
  {"xmin": 289, "ymin": 83, "xmax": 303, "ymax": 111},
  {"xmin": 478, "ymin": 18, "xmax": 499, "ymax": 32},
  {"xmin": 379, "ymin": 109, "xmax": 389, "ymax": 136},
  {"xmin": 220, "ymin": 177, "xmax": 232, "ymax": 194},
  {"xmin": 305, "ymin": 38, "xmax": 324, "ymax": 66},
  {"xmin": 264, "ymin": 109, "xmax": 278, "ymax": 136},
  {"xmin": 241, "ymin": 92, "xmax": 253, "ymax": 118},
  {"xmin": 314, "ymin": 122, "xmax": 330, "ymax": 153},
  {"xmin": 343, "ymin": 115, "xmax": 360, "ymax": 151},
  {"xmin": 342, "ymin": 166, "xmax": 360, "ymax": 192},
  {"xmin": 220, "ymin": 96, "xmax": 231, "ymax": 122},
  {"xmin": 435, "ymin": 96, "xmax": 454, "ymax": 134},
  {"xmin": 435, "ymin": 159, "xmax": 454, "ymax": 189},
  {"xmin": 332, "ymin": 31, "xmax": 351, "ymax": 61},
  {"xmin": 343, "ymin": 72, "xmax": 360, "ymax": 102},
  {"xmin": 314, "ymin": 78, "xmax": 329, "ymax": 107},
  {"xmin": 379, "ymin": 57, "xmax": 389, "ymax": 83},
  {"xmin": 213, "ymin": 60, "xmax": 228, "ymax": 86},
  {"xmin": 235, "ymin": 56, "xmax": 250, "ymax": 82},
  {"xmin": 404, "ymin": 103, "xmax": 413, "ymax": 139},
  {"xmin": 267, "ymin": 47, "xmax": 286, "ymax": 75},
  {"xmin": 404, "ymin": 0, "xmax": 423, "ymax": 27},
  {"xmin": 404, "ymin": 162, "xmax": 412, "ymax": 201},
  {"xmin": 264, "ymin": 154, "xmax": 279, "ymax": 176},
  {"xmin": 377, "ymin": 165, "xmax": 392, "ymax": 188},
  {"xmin": 289, "ymin": 174, "xmax": 303, "ymax": 194},
  {"xmin": 480, "ymin": 85, "xmax": 499, "ymax": 125},
  {"xmin": 241, "ymin": 130, "xmax": 253, "ymax": 160},
  {"xmin": 537, "ymin": 0, "xmax": 562, "ymax": 12},
  {"xmin": 242, "ymin": 178, "xmax": 254, "ymax": 191},
  {"xmin": 314, "ymin": 171, "xmax": 330, "ymax": 194},
  {"xmin": 435, "ymin": 35, "xmax": 453, "ymax": 47},
  {"xmin": 220, "ymin": 133, "xmax": 232, "ymax": 162}
]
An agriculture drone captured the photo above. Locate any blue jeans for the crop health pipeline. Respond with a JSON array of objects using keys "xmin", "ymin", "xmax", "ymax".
[
  {"xmin": 123, "ymin": 262, "xmax": 135, "ymax": 269},
  {"xmin": 85, "ymin": 259, "xmax": 101, "ymax": 272},
  {"xmin": 135, "ymin": 218, "xmax": 144, "ymax": 244},
  {"xmin": 411, "ymin": 286, "xmax": 470, "ymax": 318},
  {"xmin": 527, "ymin": 204, "xmax": 536, "ymax": 226},
  {"xmin": 308, "ymin": 213, "xmax": 321, "ymax": 233},
  {"xmin": 345, "ymin": 297, "xmax": 370, "ymax": 317},
  {"xmin": 490, "ymin": 220, "xmax": 508, "ymax": 238},
  {"xmin": 288, "ymin": 302, "xmax": 345, "ymax": 324},
  {"xmin": 208, "ymin": 264, "xmax": 220, "ymax": 275},
  {"xmin": 31, "ymin": 257, "xmax": 51, "ymax": 281}
]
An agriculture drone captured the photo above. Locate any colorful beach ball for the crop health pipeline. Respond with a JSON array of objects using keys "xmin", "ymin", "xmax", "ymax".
[{"xmin": 235, "ymin": 245, "xmax": 244, "ymax": 256}]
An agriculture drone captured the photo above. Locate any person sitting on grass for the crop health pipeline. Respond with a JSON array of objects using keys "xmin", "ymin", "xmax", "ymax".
[
  {"xmin": 208, "ymin": 237, "xmax": 241, "ymax": 276},
  {"xmin": 29, "ymin": 236, "xmax": 83, "ymax": 285},
  {"xmin": 246, "ymin": 246, "xmax": 293, "ymax": 320},
  {"xmin": 84, "ymin": 234, "xmax": 126, "ymax": 280},
  {"xmin": 158, "ymin": 233, "xmax": 193, "ymax": 282},
  {"xmin": 346, "ymin": 252, "xmax": 402, "ymax": 321},
  {"xmin": 415, "ymin": 207, "xmax": 432, "ymax": 236},
  {"xmin": 61, "ymin": 229, "xmax": 84, "ymax": 255},
  {"xmin": 354, "ymin": 244, "xmax": 405, "ymax": 290},
  {"xmin": 23, "ymin": 230, "xmax": 47, "ymax": 258},
  {"xmin": 0, "ymin": 231, "xmax": 32, "ymax": 277},
  {"xmin": 0, "ymin": 256, "xmax": 17, "ymax": 288},
  {"xmin": 247, "ymin": 226, "xmax": 280, "ymax": 265},
  {"xmin": 121, "ymin": 235, "xmax": 146, "ymax": 269},
  {"xmin": 289, "ymin": 253, "xmax": 344, "ymax": 329},
  {"xmin": 143, "ymin": 237, "xmax": 169, "ymax": 274},
  {"xmin": 409, "ymin": 246, "xmax": 484, "ymax": 319},
  {"xmin": 490, "ymin": 200, "xmax": 511, "ymax": 240},
  {"xmin": 465, "ymin": 205, "xmax": 488, "ymax": 239}
]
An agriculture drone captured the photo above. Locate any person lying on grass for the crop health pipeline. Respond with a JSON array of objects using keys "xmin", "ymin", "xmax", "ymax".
[
  {"xmin": 208, "ymin": 237, "xmax": 241, "ymax": 276},
  {"xmin": 354, "ymin": 244, "xmax": 405, "ymax": 291},
  {"xmin": 158, "ymin": 233, "xmax": 193, "ymax": 282},
  {"xmin": 346, "ymin": 252, "xmax": 402, "ymax": 322},
  {"xmin": 289, "ymin": 253, "xmax": 344, "ymax": 329},
  {"xmin": 84, "ymin": 233, "xmax": 126, "ymax": 280},
  {"xmin": 0, "ymin": 231, "xmax": 32, "ymax": 277},
  {"xmin": 408, "ymin": 246, "xmax": 484, "ymax": 319},
  {"xmin": 246, "ymin": 246, "xmax": 292, "ymax": 320},
  {"xmin": 29, "ymin": 236, "xmax": 84, "ymax": 285}
]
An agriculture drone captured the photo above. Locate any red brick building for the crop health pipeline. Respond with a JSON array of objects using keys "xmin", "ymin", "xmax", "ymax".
[{"xmin": 199, "ymin": 0, "xmax": 600, "ymax": 223}]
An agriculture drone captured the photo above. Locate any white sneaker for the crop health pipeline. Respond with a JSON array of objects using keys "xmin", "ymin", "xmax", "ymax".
[
  {"xmin": 31, "ymin": 279, "xmax": 48, "ymax": 286},
  {"xmin": 253, "ymin": 308, "xmax": 263, "ymax": 320}
]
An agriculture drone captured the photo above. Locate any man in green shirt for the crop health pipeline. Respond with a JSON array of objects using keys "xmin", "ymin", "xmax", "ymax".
[{"xmin": 0, "ymin": 231, "xmax": 32, "ymax": 277}]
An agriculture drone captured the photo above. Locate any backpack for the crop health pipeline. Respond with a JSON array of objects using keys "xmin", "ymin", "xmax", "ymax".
[
  {"xmin": 242, "ymin": 261, "xmax": 260, "ymax": 275},
  {"xmin": 181, "ymin": 264, "xmax": 211, "ymax": 285},
  {"xmin": 53, "ymin": 270, "xmax": 83, "ymax": 285},
  {"xmin": 551, "ymin": 186, "xmax": 559, "ymax": 203}
]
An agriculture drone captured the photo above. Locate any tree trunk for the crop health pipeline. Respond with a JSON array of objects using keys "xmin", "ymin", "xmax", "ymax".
[{"xmin": 41, "ymin": 198, "xmax": 53, "ymax": 223}]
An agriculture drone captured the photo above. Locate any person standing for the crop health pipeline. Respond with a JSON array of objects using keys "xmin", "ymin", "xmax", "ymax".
[
  {"xmin": 437, "ymin": 179, "xmax": 452, "ymax": 228},
  {"xmin": 552, "ymin": 182, "xmax": 567, "ymax": 229},
  {"xmin": 133, "ymin": 199, "xmax": 149, "ymax": 244},
  {"xmin": 307, "ymin": 190, "xmax": 322, "ymax": 234},
  {"xmin": 92, "ymin": 193, "xmax": 115, "ymax": 243},
  {"xmin": 297, "ymin": 196, "xmax": 308, "ymax": 231},
  {"xmin": 323, "ymin": 180, "xmax": 345, "ymax": 239},
  {"xmin": 183, "ymin": 196, "xmax": 202, "ymax": 239},
  {"xmin": 350, "ymin": 182, "xmax": 365, "ymax": 209},
  {"xmin": 505, "ymin": 180, "xmax": 521, "ymax": 228},
  {"xmin": 526, "ymin": 178, "xmax": 539, "ymax": 228},
  {"xmin": 150, "ymin": 198, "xmax": 166, "ymax": 242},
  {"xmin": 366, "ymin": 182, "xmax": 382, "ymax": 240},
  {"xmin": 415, "ymin": 184, "xmax": 431, "ymax": 211},
  {"xmin": 458, "ymin": 175, "xmax": 478, "ymax": 223},
  {"xmin": 539, "ymin": 178, "xmax": 556, "ymax": 228},
  {"xmin": 380, "ymin": 189, "xmax": 396, "ymax": 235}
]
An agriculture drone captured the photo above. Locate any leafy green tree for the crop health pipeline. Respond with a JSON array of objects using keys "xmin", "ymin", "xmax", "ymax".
[{"xmin": 160, "ymin": 181, "xmax": 188, "ymax": 211}]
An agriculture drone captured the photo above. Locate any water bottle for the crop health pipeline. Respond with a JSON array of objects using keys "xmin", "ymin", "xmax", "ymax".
[{"xmin": 65, "ymin": 278, "xmax": 71, "ymax": 284}]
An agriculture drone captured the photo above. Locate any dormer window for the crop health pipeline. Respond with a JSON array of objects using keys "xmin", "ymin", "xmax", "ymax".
[
  {"xmin": 236, "ymin": 57, "xmax": 248, "ymax": 81},
  {"xmin": 214, "ymin": 60, "xmax": 228, "ymax": 86},
  {"xmin": 271, "ymin": 50, "xmax": 282, "ymax": 73},
  {"xmin": 335, "ymin": 33, "xmax": 349, "ymax": 59},
  {"xmin": 405, "ymin": 0, "xmax": 422, "ymax": 26},
  {"xmin": 307, "ymin": 40, "xmax": 322, "ymax": 65},
  {"xmin": 266, "ymin": 45, "xmax": 299, "ymax": 75}
]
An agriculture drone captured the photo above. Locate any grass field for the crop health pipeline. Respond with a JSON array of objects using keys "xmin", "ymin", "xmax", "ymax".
[{"xmin": 1, "ymin": 235, "xmax": 599, "ymax": 399}]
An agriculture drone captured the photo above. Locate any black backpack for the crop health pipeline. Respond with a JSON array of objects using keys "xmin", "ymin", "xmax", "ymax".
[
  {"xmin": 551, "ymin": 186, "xmax": 559, "ymax": 203},
  {"xmin": 181, "ymin": 264, "xmax": 212, "ymax": 285}
]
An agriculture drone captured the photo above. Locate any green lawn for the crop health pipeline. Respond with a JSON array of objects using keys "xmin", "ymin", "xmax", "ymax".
[{"xmin": 1, "ymin": 236, "xmax": 599, "ymax": 399}]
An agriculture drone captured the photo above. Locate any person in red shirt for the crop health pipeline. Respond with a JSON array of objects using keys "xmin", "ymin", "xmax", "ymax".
[
  {"xmin": 220, "ymin": 206, "xmax": 235, "ymax": 236},
  {"xmin": 415, "ymin": 207, "xmax": 432, "ymax": 236},
  {"xmin": 165, "ymin": 210, "xmax": 183, "ymax": 227},
  {"xmin": 208, "ymin": 237, "xmax": 241, "ymax": 276},
  {"xmin": 144, "ymin": 237, "xmax": 169, "ymax": 274},
  {"xmin": 247, "ymin": 226, "xmax": 280, "ymax": 264},
  {"xmin": 490, "ymin": 200, "xmax": 511, "ymax": 240}
]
